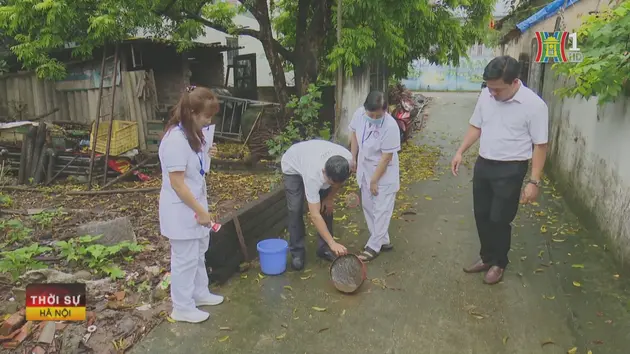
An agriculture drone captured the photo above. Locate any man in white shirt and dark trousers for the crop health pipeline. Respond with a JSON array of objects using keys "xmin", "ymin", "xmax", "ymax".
[
  {"xmin": 281, "ymin": 140, "xmax": 352, "ymax": 270},
  {"xmin": 451, "ymin": 56, "xmax": 549, "ymax": 285}
]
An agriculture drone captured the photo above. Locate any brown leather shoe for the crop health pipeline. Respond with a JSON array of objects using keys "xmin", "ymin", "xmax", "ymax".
[
  {"xmin": 483, "ymin": 266, "xmax": 504, "ymax": 285},
  {"xmin": 463, "ymin": 259, "xmax": 491, "ymax": 273}
]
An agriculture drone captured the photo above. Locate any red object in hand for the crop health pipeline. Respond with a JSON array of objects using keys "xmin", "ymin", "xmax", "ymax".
[{"xmin": 194, "ymin": 214, "xmax": 222, "ymax": 232}]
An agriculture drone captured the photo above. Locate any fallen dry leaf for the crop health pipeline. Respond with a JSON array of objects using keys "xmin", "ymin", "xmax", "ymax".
[
  {"xmin": 571, "ymin": 264, "xmax": 584, "ymax": 269},
  {"xmin": 567, "ymin": 347, "xmax": 577, "ymax": 354},
  {"xmin": 318, "ymin": 327, "xmax": 329, "ymax": 333},
  {"xmin": 300, "ymin": 275, "xmax": 312, "ymax": 280},
  {"xmin": 218, "ymin": 335, "xmax": 230, "ymax": 342},
  {"xmin": 311, "ymin": 307, "xmax": 327, "ymax": 312},
  {"xmin": 284, "ymin": 285, "xmax": 293, "ymax": 291},
  {"xmin": 276, "ymin": 333, "xmax": 286, "ymax": 340},
  {"xmin": 219, "ymin": 327, "xmax": 232, "ymax": 331},
  {"xmin": 573, "ymin": 281, "xmax": 582, "ymax": 287},
  {"xmin": 503, "ymin": 336, "xmax": 509, "ymax": 345}
]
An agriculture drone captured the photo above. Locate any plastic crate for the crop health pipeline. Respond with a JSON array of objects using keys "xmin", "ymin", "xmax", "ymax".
[{"xmin": 89, "ymin": 120, "xmax": 138, "ymax": 156}]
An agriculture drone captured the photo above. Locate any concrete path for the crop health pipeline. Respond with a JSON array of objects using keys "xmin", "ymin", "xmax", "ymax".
[{"xmin": 132, "ymin": 92, "xmax": 630, "ymax": 354}]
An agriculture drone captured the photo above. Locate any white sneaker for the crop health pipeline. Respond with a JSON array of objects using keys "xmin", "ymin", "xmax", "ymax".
[
  {"xmin": 195, "ymin": 293, "xmax": 224, "ymax": 306},
  {"xmin": 170, "ymin": 308, "xmax": 210, "ymax": 323}
]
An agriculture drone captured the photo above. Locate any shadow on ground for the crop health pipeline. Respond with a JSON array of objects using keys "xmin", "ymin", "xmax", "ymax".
[{"xmin": 132, "ymin": 92, "xmax": 630, "ymax": 354}]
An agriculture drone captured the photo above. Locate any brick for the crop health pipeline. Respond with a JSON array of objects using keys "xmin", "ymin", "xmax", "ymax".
[
  {"xmin": 2, "ymin": 321, "xmax": 32, "ymax": 349},
  {"xmin": 0, "ymin": 327, "xmax": 19, "ymax": 342},
  {"xmin": 0, "ymin": 311, "xmax": 25, "ymax": 336}
]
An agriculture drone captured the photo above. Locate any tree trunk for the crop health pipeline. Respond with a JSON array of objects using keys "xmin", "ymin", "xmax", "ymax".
[
  {"xmin": 293, "ymin": 0, "xmax": 334, "ymax": 96},
  {"xmin": 251, "ymin": 0, "xmax": 290, "ymax": 116}
]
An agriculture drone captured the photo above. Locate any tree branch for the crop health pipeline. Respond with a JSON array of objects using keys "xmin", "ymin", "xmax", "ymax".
[{"xmin": 183, "ymin": 11, "xmax": 294, "ymax": 63}]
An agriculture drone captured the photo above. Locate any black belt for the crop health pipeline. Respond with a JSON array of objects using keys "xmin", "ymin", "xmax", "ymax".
[{"xmin": 478, "ymin": 156, "xmax": 528, "ymax": 165}]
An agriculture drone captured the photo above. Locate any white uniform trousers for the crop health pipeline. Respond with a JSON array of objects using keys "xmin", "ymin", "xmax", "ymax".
[
  {"xmin": 169, "ymin": 236, "xmax": 211, "ymax": 312},
  {"xmin": 360, "ymin": 177, "xmax": 397, "ymax": 253}
]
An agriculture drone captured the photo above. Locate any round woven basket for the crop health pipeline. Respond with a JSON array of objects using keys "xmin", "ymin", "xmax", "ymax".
[{"xmin": 329, "ymin": 254, "xmax": 367, "ymax": 294}]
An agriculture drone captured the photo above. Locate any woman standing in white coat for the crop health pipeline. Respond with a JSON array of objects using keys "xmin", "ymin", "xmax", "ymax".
[
  {"xmin": 349, "ymin": 91, "xmax": 401, "ymax": 262},
  {"xmin": 159, "ymin": 86, "xmax": 224, "ymax": 323}
]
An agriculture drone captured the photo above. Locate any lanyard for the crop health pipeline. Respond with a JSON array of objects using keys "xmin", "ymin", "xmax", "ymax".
[
  {"xmin": 361, "ymin": 118, "xmax": 384, "ymax": 146},
  {"xmin": 178, "ymin": 124, "xmax": 205, "ymax": 176}
]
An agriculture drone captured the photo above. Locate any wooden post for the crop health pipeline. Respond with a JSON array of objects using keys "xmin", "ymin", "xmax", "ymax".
[
  {"xmin": 87, "ymin": 45, "xmax": 108, "ymax": 190},
  {"xmin": 102, "ymin": 44, "xmax": 120, "ymax": 185},
  {"xmin": 334, "ymin": 0, "xmax": 343, "ymax": 142}
]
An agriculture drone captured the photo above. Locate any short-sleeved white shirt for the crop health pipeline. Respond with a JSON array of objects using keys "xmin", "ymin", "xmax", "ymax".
[
  {"xmin": 281, "ymin": 140, "xmax": 353, "ymax": 204},
  {"xmin": 158, "ymin": 125, "xmax": 214, "ymax": 240},
  {"xmin": 470, "ymin": 81, "xmax": 549, "ymax": 161},
  {"xmin": 349, "ymin": 107, "xmax": 401, "ymax": 193}
]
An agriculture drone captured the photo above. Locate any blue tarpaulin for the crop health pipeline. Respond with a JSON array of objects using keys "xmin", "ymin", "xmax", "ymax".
[{"xmin": 516, "ymin": 0, "xmax": 582, "ymax": 32}]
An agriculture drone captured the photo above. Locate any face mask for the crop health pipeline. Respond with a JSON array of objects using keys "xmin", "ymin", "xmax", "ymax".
[{"xmin": 364, "ymin": 114, "xmax": 383, "ymax": 125}]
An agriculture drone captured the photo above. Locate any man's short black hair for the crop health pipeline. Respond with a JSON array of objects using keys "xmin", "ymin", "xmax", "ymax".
[
  {"xmin": 364, "ymin": 91, "xmax": 387, "ymax": 112},
  {"xmin": 483, "ymin": 56, "xmax": 520, "ymax": 83},
  {"xmin": 324, "ymin": 155, "xmax": 350, "ymax": 183}
]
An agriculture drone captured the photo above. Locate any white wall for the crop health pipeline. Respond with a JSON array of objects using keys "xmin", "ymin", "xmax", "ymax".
[
  {"xmin": 336, "ymin": 66, "xmax": 371, "ymax": 142},
  {"xmin": 196, "ymin": 12, "xmax": 294, "ymax": 88},
  {"xmin": 502, "ymin": 0, "xmax": 630, "ymax": 263}
]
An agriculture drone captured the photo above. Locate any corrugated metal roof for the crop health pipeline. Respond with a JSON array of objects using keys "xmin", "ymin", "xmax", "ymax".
[{"xmin": 123, "ymin": 37, "xmax": 242, "ymax": 52}]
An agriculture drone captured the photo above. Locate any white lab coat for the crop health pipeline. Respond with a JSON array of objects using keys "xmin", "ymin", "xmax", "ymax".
[
  {"xmin": 158, "ymin": 124, "xmax": 215, "ymax": 312},
  {"xmin": 349, "ymin": 108, "xmax": 401, "ymax": 252}
]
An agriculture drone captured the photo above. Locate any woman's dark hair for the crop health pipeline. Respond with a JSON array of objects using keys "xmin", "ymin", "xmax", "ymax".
[
  {"xmin": 324, "ymin": 155, "xmax": 350, "ymax": 183},
  {"xmin": 364, "ymin": 91, "xmax": 387, "ymax": 112},
  {"xmin": 164, "ymin": 86, "xmax": 220, "ymax": 152}
]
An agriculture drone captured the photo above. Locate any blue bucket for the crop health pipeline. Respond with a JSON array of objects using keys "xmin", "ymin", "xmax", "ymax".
[{"xmin": 257, "ymin": 238, "xmax": 289, "ymax": 275}]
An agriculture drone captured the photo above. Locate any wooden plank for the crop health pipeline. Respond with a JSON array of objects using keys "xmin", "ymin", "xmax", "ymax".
[
  {"xmin": 124, "ymin": 72, "xmax": 147, "ymax": 150},
  {"xmin": 209, "ymin": 193, "xmax": 287, "ymax": 259},
  {"xmin": 206, "ymin": 188, "xmax": 287, "ymax": 271}
]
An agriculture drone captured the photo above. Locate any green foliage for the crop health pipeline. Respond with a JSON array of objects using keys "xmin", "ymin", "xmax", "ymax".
[
  {"xmin": 54, "ymin": 235, "xmax": 144, "ymax": 280},
  {"xmin": 0, "ymin": 193, "xmax": 11, "ymax": 207},
  {"xmin": 0, "ymin": 218, "xmax": 32, "ymax": 247},
  {"xmin": 553, "ymin": 2, "xmax": 630, "ymax": 105},
  {"xmin": 321, "ymin": 0, "xmax": 495, "ymax": 79},
  {"xmin": 0, "ymin": 0, "xmax": 219, "ymax": 79},
  {"xmin": 31, "ymin": 208, "xmax": 66, "ymax": 228},
  {"xmin": 266, "ymin": 84, "xmax": 331, "ymax": 158},
  {"xmin": 1, "ymin": 0, "xmax": 494, "ymax": 98},
  {"xmin": 0, "ymin": 243, "xmax": 51, "ymax": 281},
  {"xmin": 0, "ymin": 59, "xmax": 8, "ymax": 75}
]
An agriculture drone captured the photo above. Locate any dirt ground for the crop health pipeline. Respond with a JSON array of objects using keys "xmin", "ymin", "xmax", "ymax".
[{"xmin": 0, "ymin": 144, "xmax": 280, "ymax": 353}]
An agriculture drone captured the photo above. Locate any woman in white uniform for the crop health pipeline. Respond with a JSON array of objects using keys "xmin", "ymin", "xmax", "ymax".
[
  {"xmin": 349, "ymin": 91, "xmax": 401, "ymax": 262},
  {"xmin": 158, "ymin": 85, "xmax": 224, "ymax": 323}
]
